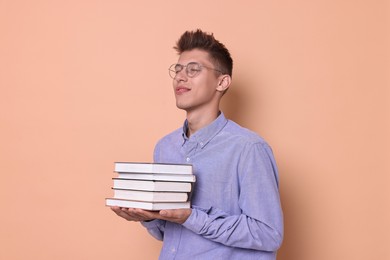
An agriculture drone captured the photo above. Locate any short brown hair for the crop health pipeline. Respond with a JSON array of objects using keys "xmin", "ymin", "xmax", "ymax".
[{"xmin": 174, "ymin": 29, "xmax": 233, "ymax": 77}]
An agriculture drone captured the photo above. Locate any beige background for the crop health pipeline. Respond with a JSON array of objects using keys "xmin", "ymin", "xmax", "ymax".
[{"xmin": 1, "ymin": 1, "xmax": 389, "ymax": 259}]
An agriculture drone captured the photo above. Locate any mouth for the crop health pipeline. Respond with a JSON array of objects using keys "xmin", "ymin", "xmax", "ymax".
[{"xmin": 175, "ymin": 86, "xmax": 191, "ymax": 94}]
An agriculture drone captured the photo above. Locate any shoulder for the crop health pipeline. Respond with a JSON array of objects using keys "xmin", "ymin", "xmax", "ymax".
[{"xmin": 224, "ymin": 119, "xmax": 269, "ymax": 147}]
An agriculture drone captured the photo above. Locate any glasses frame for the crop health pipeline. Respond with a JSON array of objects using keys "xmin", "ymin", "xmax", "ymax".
[{"xmin": 168, "ymin": 62, "xmax": 224, "ymax": 79}]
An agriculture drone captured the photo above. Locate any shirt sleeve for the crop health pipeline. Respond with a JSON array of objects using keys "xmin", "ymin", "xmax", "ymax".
[
  {"xmin": 141, "ymin": 219, "xmax": 166, "ymax": 241},
  {"xmin": 182, "ymin": 142, "xmax": 284, "ymax": 251}
]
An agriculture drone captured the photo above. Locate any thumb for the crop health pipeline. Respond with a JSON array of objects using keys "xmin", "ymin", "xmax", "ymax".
[
  {"xmin": 159, "ymin": 210, "xmax": 168, "ymax": 216},
  {"xmin": 159, "ymin": 210, "xmax": 173, "ymax": 217}
]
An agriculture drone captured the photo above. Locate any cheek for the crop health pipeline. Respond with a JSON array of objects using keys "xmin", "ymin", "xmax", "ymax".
[{"xmin": 195, "ymin": 77, "xmax": 217, "ymax": 92}]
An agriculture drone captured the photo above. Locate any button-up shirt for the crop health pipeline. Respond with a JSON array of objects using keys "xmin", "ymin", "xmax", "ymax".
[{"xmin": 142, "ymin": 112, "xmax": 283, "ymax": 260}]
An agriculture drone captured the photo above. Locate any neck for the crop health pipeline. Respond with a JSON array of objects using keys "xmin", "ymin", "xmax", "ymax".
[{"xmin": 186, "ymin": 109, "xmax": 220, "ymax": 137}]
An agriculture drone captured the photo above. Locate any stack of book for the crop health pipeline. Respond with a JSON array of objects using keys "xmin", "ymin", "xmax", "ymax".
[{"xmin": 105, "ymin": 162, "xmax": 195, "ymax": 211}]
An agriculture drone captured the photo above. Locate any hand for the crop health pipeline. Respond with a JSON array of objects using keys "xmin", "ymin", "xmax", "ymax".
[
  {"xmin": 110, "ymin": 207, "xmax": 192, "ymax": 224},
  {"xmin": 157, "ymin": 208, "xmax": 192, "ymax": 224},
  {"xmin": 110, "ymin": 207, "xmax": 160, "ymax": 222}
]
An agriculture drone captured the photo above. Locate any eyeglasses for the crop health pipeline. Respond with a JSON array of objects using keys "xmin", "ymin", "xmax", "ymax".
[{"xmin": 168, "ymin": 62, "xmax": 223, "ymax": 79}]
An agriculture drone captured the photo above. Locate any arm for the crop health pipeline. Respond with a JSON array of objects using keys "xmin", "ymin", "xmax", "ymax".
[{"xmin": 182, "ymin": 206, "xmax": 282, "ymax": 251}]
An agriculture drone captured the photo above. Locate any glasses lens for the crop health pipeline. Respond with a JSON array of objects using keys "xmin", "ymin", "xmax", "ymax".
[
  {"xmin": 186, "ymin": 62, "xmax": 200, "ymax": 78},
  {"xmin": 186, "ymin": 63, "xmax": 201, "ymax": 77},
  {"xmin": 169, "ymin": 64, "xmax": 180, "ymax": 79}
]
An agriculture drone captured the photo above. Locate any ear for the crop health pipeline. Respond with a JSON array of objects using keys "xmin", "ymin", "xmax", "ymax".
[{"xmin": 216, "ymin": 75, "xmax": 232, "ymax": 93}]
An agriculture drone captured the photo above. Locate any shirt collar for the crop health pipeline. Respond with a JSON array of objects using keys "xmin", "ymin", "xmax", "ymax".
[{"xmin": 181, "ymin": 111, "xmax": 228, "ymax": 148}]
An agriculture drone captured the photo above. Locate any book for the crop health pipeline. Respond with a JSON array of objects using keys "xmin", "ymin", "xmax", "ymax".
[
  {"xmin": 113, "ymin": 188, "xmax": 189, "ymax": 202},
  {"xmin": 113, "ymin": 178, "xmax": 192, "ymax": 192},
  {"xmin": 116, "ymin": 172, "xmax": 196, "ymax": 182},
  {"xmin": 114, "ymin": 162, "xmax": 193, "ymax": 174},
  {"xmin": 105, "ymin": 198, "xmax": 190, "ymax": 210}
]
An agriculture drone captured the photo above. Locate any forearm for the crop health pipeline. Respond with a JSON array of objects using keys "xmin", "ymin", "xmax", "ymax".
[{"xmin": 182, "ymin": 206, "xmax": 283, "ymax": 251}]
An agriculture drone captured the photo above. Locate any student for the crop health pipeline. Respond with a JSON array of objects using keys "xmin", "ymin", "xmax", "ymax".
[{"xmin": 111, "ymin": 29, "xmax": 283, "ymax": 259}]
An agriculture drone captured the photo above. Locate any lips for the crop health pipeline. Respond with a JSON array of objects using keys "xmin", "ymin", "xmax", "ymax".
[{"xmin": 175, "ymin": 86, "xmax": 191, "ymax": 94}]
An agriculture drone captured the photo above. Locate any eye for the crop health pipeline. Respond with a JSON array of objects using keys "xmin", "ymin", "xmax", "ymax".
[
  {"xmin": 189, "ymin": 67, "xmax": 201, "ymax": 73},
  {"xmin": 187, "ymin": 63, "xmax": 201, "ymax": 73},
  {"xmin": 174, "ymin": 64, "xmax": 184, "ymax": 73}
]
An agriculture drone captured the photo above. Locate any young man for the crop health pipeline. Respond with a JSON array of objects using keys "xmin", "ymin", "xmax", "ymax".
[{"xmin": 111, "ymin": 29, "xmax": 283, "ymax": 259}]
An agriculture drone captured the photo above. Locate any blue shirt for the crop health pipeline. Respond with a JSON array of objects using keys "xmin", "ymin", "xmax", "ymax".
[{"xmin": 142, "ymin": 112, "xmax": 283, "ymax": 260}]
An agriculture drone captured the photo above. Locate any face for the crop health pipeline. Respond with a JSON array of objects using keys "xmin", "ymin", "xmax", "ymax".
[{"xmin": 172, "ymin": 49, "xmax": 222, "ymax": 113}]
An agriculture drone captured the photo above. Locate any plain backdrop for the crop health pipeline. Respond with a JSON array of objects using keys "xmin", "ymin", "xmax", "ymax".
[{"xmin": 0, "ymin": 1, "xmax": 389, "ymax": 259}]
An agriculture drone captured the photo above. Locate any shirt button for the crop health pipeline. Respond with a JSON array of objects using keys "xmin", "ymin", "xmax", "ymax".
[
  {"xmin": 200, "ymin": 142, "xmax": 204, "ymax": 146},
  {"xmin": 171, "ymin": 247, "xmax": 176, "ymax": 253},
  {"xmin": 186, "ymin": 157, "xmax": 190, "ymax": 162}
]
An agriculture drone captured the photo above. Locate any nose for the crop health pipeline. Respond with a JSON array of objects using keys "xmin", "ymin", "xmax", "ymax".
[{"xmin": 174, "ymin": 69, "xmax": 187, "ymax": 82}]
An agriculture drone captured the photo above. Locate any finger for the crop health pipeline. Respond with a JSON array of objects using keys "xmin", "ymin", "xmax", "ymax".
[
  {"xmin": 111, "ymin": 207, "xmax": 141, "ymax": 221},
  {"xmin": 110, "ymin": 206, "xmax": 121, "ymax": 212},
  {"xmin": 111, "ymin": 206, "xmax": 125, "ymax": 216},
  {"xmin": 159, "ymin": 209, "xmax": 185, "ymax": 218},
  {"xmin": 114, "ymin": 209, "xmax": 132, "ymax": 220},
  {"xmin": 158, "ymin": 209, "xmax": 191, "ymax": 224},
  {"xmin": 124, "ymin": 208, "xmax": 160, "ymax": 221}
]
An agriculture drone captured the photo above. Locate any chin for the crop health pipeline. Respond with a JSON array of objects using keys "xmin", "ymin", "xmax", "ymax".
[
  {"xmin": 176, "ymin": 104, "xmax": 188, "ymax": 110},
  {"xmin": 175, "ymin": 101, "xmax": 186, "ymax": 109}
]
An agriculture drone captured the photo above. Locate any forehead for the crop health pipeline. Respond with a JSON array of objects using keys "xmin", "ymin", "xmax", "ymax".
[{"xmin": 178, "ymin": 49, "xmax": 212, "ymax": 65}]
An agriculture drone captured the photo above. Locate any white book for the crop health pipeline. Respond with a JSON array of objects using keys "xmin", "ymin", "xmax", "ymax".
[
  {"xmin": 117, "ymin": 172, "xmax": 196, "ymax": 182},
  {"xmin": 105, "ymin": 198, "xmax": 190, "ymax": 210},
  {"xmin": 114, "ymin": 162, "xmax": 193, "ymax": 174},
  {"xmin": 113, "ymin": 178, "xmax": 192, "ymax": 192},
  {"xmin": 113, "ymin": 188, "xmax": 189, "ymax": 202}
]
